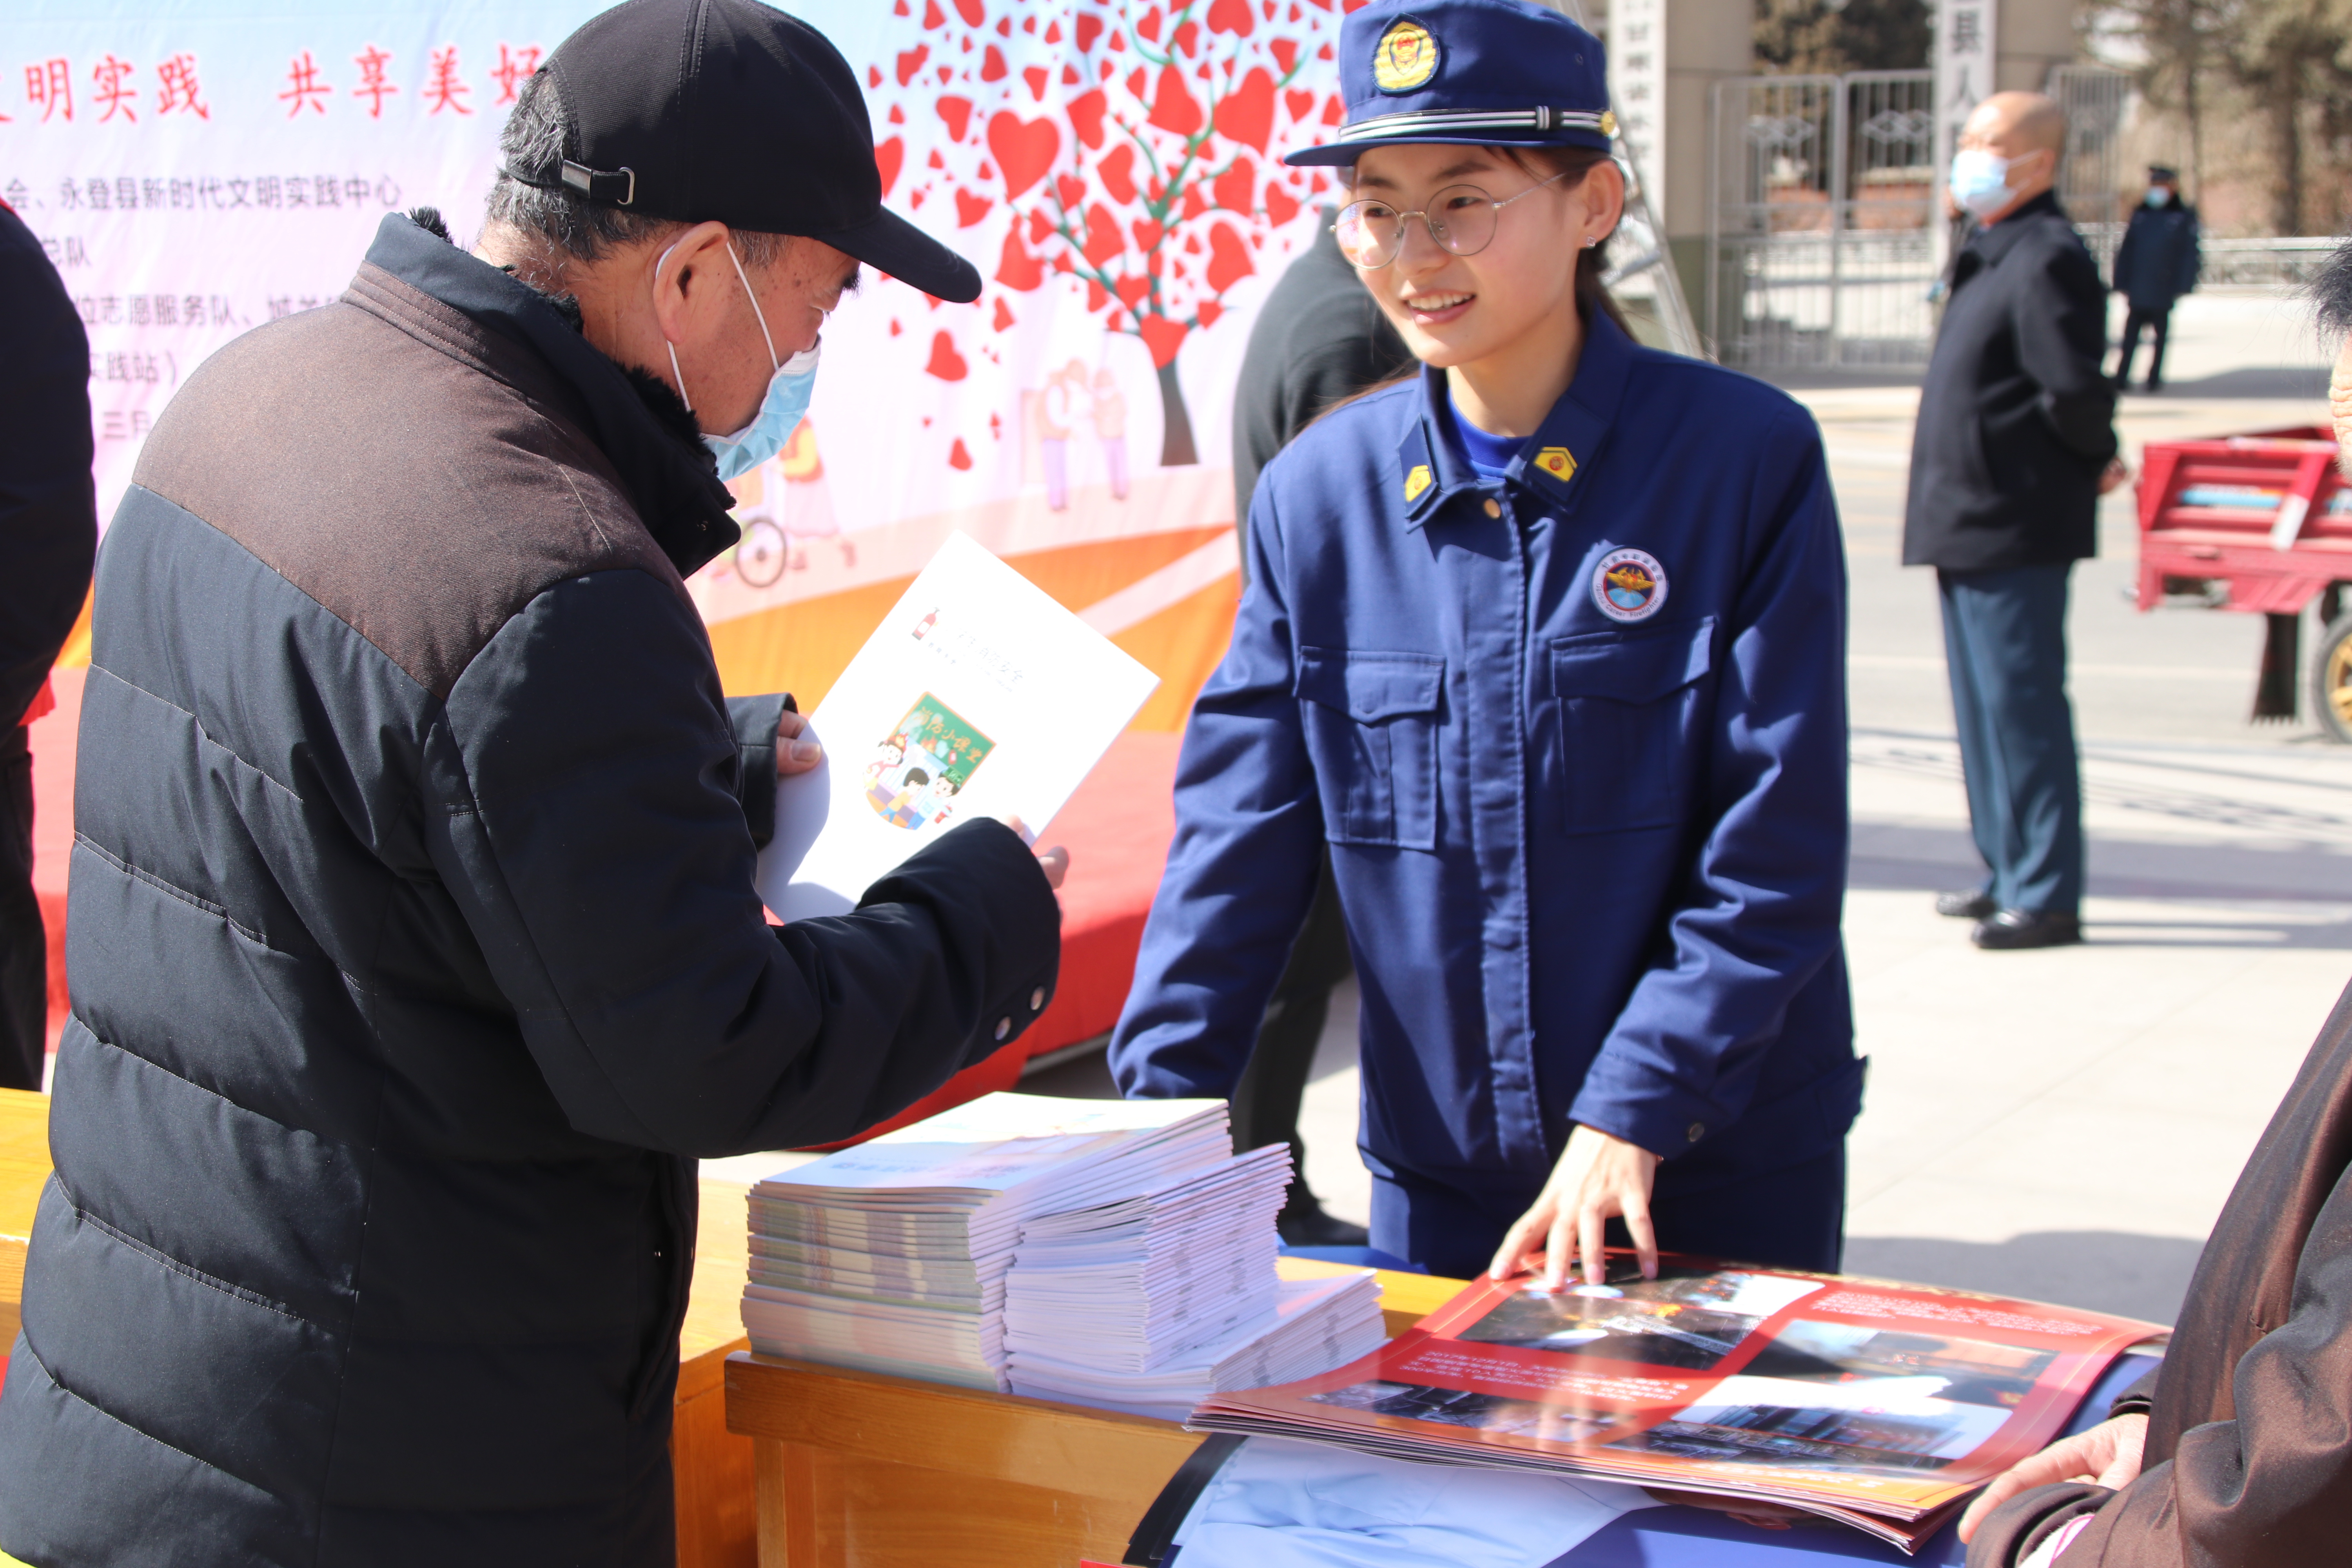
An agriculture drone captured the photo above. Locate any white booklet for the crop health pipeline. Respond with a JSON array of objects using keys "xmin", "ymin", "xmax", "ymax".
[{"xmin": 755, "ymin": 533, "xmax": 1160, "ymax": 921}]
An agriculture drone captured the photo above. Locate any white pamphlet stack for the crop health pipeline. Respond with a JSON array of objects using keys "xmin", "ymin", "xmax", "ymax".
[
  {"xmin": 1002, "ymin": 1148, "xmax": 1388, "ymax": 1421},
  {"xmin": 738, "ymin": 1091, "xmax": 1232, "ymax": 1390}
]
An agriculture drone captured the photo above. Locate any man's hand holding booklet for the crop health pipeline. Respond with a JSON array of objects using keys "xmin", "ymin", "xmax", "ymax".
[{"xmin": 755, "ymin": 533, "xmax": 1155, "ymax": 918}]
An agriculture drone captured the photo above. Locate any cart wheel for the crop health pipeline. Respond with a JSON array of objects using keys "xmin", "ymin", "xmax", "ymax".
[
  {"xmin": 2315, "ymin": 611, "xmax": 2352, "ymax": 743},
  {"xmin": 736, "ymin": 519, "xmax": 788, "ymax": 587}
]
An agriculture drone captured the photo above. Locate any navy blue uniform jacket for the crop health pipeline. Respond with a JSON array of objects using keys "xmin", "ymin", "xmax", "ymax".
[{"xmin": 1110, "ymin": 312, "xmax": 1859, "ymax": 1206}]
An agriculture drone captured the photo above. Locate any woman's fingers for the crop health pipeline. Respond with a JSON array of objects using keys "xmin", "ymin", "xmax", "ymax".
[
  {"xmin": 1621, "ymin": 1187, "xmax": 1659, "ymax": 1281},
  {"xmin": 1488, "ymin": 1207, "xmax": 1545, "ymax": 1281},
  {"xmin": 1034, "ymin": 845, "xmax": 1069, "ymax": 889},
  {"xmin": 1541, "ymin": 1205, "xmax": 1577, "ymax": 1293},
  {"xmin": 1577, "ymin": 1192, "xmax": 1610, "ymax": 1287}
]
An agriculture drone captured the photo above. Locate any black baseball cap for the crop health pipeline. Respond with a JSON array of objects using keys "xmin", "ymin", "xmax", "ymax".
[{"xmin": 509, "ymin": 0, "xmax": 981, "ymax": 303}]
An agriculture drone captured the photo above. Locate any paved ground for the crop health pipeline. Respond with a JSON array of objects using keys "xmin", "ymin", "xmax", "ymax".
[{"xmin": 726, "ymin": 289, "xmax": 2352, "ymax": 1327}]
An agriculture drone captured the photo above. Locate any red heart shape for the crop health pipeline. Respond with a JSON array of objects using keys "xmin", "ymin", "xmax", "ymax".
[
  {"xmin": 1285, "ymin": 87, "xmax": 1314, "ymax": 123},
  {"xmin": 955, "ymin": 188, "xmax": 993, "ymax": 228},
  {"xmin": 924, "ymin": 330, "xmax": 968, "ymax": 381},
  {"xmin": 874, "ymin": 137, "xmax": 904, "ymax": 199},
  {"xmin": 987, "ymin": 111, "xmax": 1060, "ymax": 200},
  {"xmin": 1206, "ymin": 0, "xmax": 1255, "ymax": 34}
]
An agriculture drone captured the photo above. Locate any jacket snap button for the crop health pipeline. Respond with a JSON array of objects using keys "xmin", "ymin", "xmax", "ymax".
[
  {"xmin": 1482, "ymin": 498, "xmax": 1502, "ymax": 519},
  {"xmin": 1686, "ymin": 1122, "xmax": 1705, "ymax": 1143},
  {"xmin": 994, "ymin": 1017, "xmax": 1011, "ymax": 1042},
  {"xmin": 1030, "ymin": 987, "xmax": 1046, "ymax": 1011}
]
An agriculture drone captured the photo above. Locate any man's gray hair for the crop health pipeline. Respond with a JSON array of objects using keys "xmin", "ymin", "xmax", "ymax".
[{"xmin": 485, "ymin": 68, "xmax": 785, "ymax": 269}]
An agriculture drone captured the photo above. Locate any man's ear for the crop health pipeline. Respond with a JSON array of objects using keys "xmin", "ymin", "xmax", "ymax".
[{"xmin": 650, "ymin": 219, "xmax": 735, "ymax": 345}]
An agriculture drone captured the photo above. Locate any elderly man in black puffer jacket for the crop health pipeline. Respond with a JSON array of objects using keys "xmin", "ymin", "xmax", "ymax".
[{"xmin": 0, "ymin": 4, "xmax": 1063, "ymax": 1563}]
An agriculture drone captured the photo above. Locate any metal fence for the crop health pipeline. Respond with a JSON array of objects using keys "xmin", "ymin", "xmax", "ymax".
[
  {"xmin": 1707, "ymin": 64, "xmax": 2136, "ymax": 370},
  {"xmin": 1706, "ymin": 70, "xmax": 1939, "ymax": 369}
]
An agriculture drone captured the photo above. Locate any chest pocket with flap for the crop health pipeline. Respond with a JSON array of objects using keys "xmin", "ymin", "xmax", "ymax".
[
  {"xmin": 1546, "ymin": 616, "xmax": 1715, "ymax": 835},
  {"xmin": 1295, "ymin": 647, "xmax": 1444, "ymax": 851}
]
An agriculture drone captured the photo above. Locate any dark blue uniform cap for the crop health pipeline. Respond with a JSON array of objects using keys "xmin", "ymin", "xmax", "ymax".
[{"xmin": 1283, "ymin": 0, "xmax": 1613, "ymax": 169}]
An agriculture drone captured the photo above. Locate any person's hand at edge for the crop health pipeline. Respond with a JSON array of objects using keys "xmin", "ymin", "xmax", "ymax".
[
  {"xmin": 1956, "ymin": 1414, "xmax": 2146, "ymax": 1544},
  {"xmin": 2097, "ymin": 457, "xmax": 2131, "ymax": 496},
  {"xmin": 1487, "ymin": 1124, "xmax": 1662, "ymax": 1290},
  {"xmin": 776, "ymin": 709, "xmax": 823, "ymax": 777},
  {"xmin": 999, "ymin": 814, "xmax": 1069, "ymax": 891}
]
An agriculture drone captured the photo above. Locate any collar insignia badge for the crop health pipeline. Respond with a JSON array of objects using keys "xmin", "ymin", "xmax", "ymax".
[
  {"xmin": 1373, "ymin": 18, "xmax": 1440, "ymax": 93},
  {"xmin": 1534, "ymin": 446, "xmax": 1577, "ymax": 481},
  {"xmin": 1599, "ymin": 109, "xmax": 1618, "ymax": 138},
  {"xmin": 1592, "ymin": 546, "xmax": 1668, "ymax": 623},
  {"xmin": 1403, "ymin": 462, "xmax": 1434, "ymax": 501}
]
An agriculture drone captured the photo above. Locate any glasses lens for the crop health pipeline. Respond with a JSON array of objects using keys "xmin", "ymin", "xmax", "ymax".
[
  {"xmin": 1428, "ymin": 186, "xmax": 1496, "ymax": 256},
  {"xmin": 1336, "ymin": 200, "xmax": 1403, "ymax": 267}
]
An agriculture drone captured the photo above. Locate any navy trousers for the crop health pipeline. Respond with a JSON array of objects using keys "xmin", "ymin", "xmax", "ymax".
[
  {"xmin": 2114, "ymin": 303, "xmax": 2172, "ymax": 387},
  {"xmin": 1937, "ymin": 563, "xmax": 2086, "ymax": 916},
  {"xmin": 1366, "ymin": 1148, "xmax": 1847, "ymax": 1281}
]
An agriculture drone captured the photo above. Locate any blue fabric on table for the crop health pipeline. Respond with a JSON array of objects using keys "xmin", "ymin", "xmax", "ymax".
[{"xmin": 1547, "ymin": 1352, "xmax": 2161, "ymax": 1567}]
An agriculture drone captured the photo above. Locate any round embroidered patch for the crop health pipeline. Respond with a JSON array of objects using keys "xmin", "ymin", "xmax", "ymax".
[
  {"xmin": 1372, "ymin": 18, "xmax": 1440, "ymax": 93},
  {"xmin": 1592, "ymin": 547, "xmax": 1668, "ymax": 623}
]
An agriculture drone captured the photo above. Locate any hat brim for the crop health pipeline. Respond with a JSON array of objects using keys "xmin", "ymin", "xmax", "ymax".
[
  {"xmin": 1284, "ymin": 129, "xmax": 1612, "ymax": 168},
  {"xmin": 816, "ymin": 206, "xmax": 982, "ymax": 303}
]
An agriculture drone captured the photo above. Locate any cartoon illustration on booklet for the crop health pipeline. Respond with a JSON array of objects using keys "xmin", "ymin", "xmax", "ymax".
[{"xmin": 864, "ymin": 693, "xmax": 994, "ymax": 831}]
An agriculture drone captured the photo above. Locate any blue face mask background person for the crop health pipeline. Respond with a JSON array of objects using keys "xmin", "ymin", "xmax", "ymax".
[{"xmin": 1107, "ymin": 0, "xmax": 1859, "ymax": 1288}]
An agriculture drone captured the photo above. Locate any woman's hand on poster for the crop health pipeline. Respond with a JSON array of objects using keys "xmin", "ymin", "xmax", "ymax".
[
  {"xmin": 998, "ymin": 814, "xmax": 1070, "ymax": 891},
  {"xmin": 1956, "ymin": 1414, "xmax": 2146, "ymax": 1543},
  {"xmin": 776, "ymin": 710, "xmax": 824, "ymax": 775},
  {"xmin": 1489, "ymin": 1124, "xmax": 1662, "ymax": 1291}
]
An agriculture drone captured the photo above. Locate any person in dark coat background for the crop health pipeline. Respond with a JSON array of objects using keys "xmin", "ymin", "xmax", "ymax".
[
  {"xmin": 0, "ymin": 5, "xmax": 1063, "ymax": 1564},
  {"xmin": 0, "ymin": 200, "xmax": 98, "ymax": 1096},
  {"xmin": 1224, "ymin": 215, "xmax": 1414, "ymax": 1249},
  {"xmin": 1905, "ymin": 91, "xmax": 2127, "ymax": 952},
  {"xmin": 2109, "ymin": 165, "xmax": 2201, "ymax": 393},
  {"xmin": 1954, "ymin": 230, "xmax": 2352, "ymax": 1568}
]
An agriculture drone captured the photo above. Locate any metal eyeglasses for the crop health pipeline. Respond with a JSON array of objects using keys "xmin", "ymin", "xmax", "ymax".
[{"xmin": 1331, "ymin": 169, "xmax": 1575, "ymax": 269}]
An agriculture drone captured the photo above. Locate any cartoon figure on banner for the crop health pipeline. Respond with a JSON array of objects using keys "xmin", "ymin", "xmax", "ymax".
[
  {"xmin": 1026, "ymin": 355, "xmax": 1134, "ymax": 511},
  {"xmin": 726, "ymin": 417, "xmax": 842, "ymax": 586},
  {"xmin": 1035, "ymin": 360, "xmax": 1087, "ymax": 511},
  {"xmin": 1091, "ymin": 366, "xmax": 1129, "ymax": 502},
  {"xmin": 864, "ymin": 692, "xmax": 995, "ymax": 831}
]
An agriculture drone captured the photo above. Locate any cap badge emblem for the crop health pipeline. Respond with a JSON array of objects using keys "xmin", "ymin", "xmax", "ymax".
[
  {"xmin": 1598, "ymin": 109, "xmax": 1618, "ymax": 138},
  {"xmin": 1534, "ymin": 446, "xmax": 1577, "ymax": 482},
  {"xmin": 1403, "ymin": 462, "xmax": 1434, "ymax": 502},
  {"xmin": 1373, "ymin": 18, "xmax": 1440, "ymax": 93},
  {"xmin": 1592, "ymin": 547, "xmax": 1668, "ymax": 623}
]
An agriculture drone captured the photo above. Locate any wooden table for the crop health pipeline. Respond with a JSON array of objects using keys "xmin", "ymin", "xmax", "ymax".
[{"xmin": 726, "ymin": 1258, "xmax": 1465, "ymax": 1568}]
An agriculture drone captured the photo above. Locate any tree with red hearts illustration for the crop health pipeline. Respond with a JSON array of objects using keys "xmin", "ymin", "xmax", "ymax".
[{"xmin": 871, "ymin": 0, "xmax": 1353, "ymax": 468}]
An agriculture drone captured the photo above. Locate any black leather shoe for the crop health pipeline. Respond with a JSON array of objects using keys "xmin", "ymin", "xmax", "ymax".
[
  {"xmin": 1935, "ymin": 889, "xmax": 1996, "ymax": 919},
  {"xmin": 1278, "ymin": 1194, "xmax": 1370, "ymax": 1249},
  {"xmin": 1971, "ymin": 909, "xmax": 2083, "ymax": 950}
]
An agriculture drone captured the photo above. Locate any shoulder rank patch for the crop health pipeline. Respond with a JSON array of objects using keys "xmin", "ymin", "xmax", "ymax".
[
  {"xmin": 1592, "ymin": 547, "xmax": 1668, "ymax": 623},
  {"xmin": 1533, "ymin": 446, "xmax": 1577, "ymax": 482},
  {"xmin": 1403, "ymin": 462, "xmax": 1433, "ymax": 502},
  {"xmin": 1373, "ymin": 18, "xmax": 1439, "ymax": 93}
]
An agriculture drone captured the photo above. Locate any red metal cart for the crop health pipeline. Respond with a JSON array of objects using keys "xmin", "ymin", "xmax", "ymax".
[{"xmin": 2134, "ymin": 424, "xmax": 2352, "ymax": 738}]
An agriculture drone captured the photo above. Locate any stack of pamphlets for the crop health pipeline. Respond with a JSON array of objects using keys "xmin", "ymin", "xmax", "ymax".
[
  {"xmin": 738, "ymin": 1092, "xmax": 1231, "ymax": 1390},
  {"xmin": 1005, "ymin": 1144, "xmax": 1294, "ymax": 1373},
  {"xmin": 999, "ymin": 1143, "xmax": 1388, "ymax": 1419},
  {"xmin": 1008, "ymin": 1270, "xmax": 1387, "ymax": 1423},
  {"xmin": 1189, "ymin": 1256, "xmax": 2165, "ymax": 1553}
]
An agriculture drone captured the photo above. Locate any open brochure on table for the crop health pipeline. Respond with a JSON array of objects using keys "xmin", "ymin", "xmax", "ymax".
[
  {"xmin": 755, "ymin": 532, "xmax": 1160, "ymax": 920},
  {"xmin": 1188, "ymin": 1254, "xmax": 2165, "ymax": 1555}
]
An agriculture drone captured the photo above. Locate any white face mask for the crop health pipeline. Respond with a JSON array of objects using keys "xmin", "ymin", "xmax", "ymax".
[
  {"xmin": 2144, "ymin": 187, "xmax": 2171, "ymax": 208},
  {"xmin": 655, "ymin": 240, "xmax": 822, "ymax": 482},
  {"xmin": 1948, "ymin": 148, "xmax": 2017, "ymax": 220}
]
